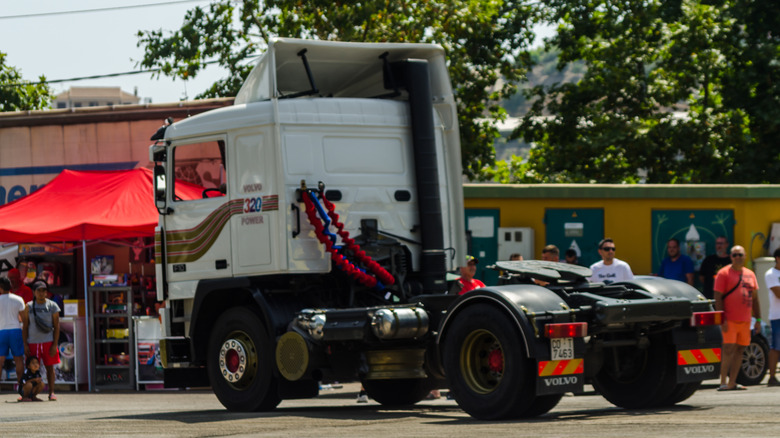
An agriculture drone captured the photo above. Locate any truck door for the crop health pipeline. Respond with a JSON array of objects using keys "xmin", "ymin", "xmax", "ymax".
[
  {"xmin": 228, "ymin": 131, "xmax": 281, "ymax": 275},
  {"xmin": 162, "ymin": 137, "xmax": 233, "ymax": 281}
]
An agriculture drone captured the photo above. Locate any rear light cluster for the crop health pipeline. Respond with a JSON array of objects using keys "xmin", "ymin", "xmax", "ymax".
[
  {"xmin": 544, "ymin": 322, "xmax": 588, "ymax": 338},
  {"xmin": 690, "ymin": 311, "xmax": 723, "ymax": 326}
]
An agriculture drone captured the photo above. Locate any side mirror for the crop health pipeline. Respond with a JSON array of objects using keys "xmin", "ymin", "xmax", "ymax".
[{"xmin": 154, "ymin": 165, "xmax": 168, "ymax": 214}]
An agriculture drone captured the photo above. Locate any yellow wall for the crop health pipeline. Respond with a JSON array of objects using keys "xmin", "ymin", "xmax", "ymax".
[{"xmin": 464, "ymin": 185, "xmax": 780, "ymax": 275}]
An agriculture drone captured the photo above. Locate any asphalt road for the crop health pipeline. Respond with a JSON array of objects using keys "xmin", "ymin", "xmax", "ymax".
[{"xmin": 1, "ymin": 380, "xmax": 778, "ymax": 437}]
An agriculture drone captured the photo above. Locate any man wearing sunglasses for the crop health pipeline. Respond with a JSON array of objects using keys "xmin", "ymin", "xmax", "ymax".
[
  {"xmin": 713, "ymin": 245, "xmax": 761, "ymax": 391},
  {"xmin": 588, "ymin": 238, "xmax": 634, "ymax": 285}
]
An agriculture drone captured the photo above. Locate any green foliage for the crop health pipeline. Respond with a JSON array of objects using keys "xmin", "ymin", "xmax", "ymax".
[
  {"xmin": 137, "ymin": 0, "xmax": 540, "ymax": 179},
  {"xmin": 0, "ymin": 52, "xmax": 51, "ymax": 112},
  {"xmin": 511, "ymin": 0, "xmax": 780, "ymax": 184}
]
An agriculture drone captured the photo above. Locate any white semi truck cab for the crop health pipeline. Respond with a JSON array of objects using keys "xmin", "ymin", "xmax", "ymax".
[{"xmin": 149, "ymin": 38, "xmax": 723, "ymax": 419}]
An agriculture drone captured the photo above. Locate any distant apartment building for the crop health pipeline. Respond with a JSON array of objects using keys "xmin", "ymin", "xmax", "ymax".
[{"xmin": 52, "ymin": 86, "xmax": 141, "ymax": 109}]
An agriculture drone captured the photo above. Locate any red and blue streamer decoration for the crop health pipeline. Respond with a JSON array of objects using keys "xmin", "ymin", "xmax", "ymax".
[{"xmin": 303, "ymin": 190, "xmax": 395, "ymax": 290}]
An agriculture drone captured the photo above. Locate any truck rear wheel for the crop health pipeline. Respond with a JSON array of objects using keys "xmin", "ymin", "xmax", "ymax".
[
  {"xmin": 522, "ymin": 394, "xmax": 564, "ymax": 417},
  {"xmin": 207, "ymin": 307, "xmax": 281, "ymax": 412},
  {"xmin": 592, "ymin": 334, "xmax": 676, "ymax": 409},
  {"xmin": 362, "ymin": 378, "xmax": 435, "ymax": 406},
  {"xmin": 658, "ymin": 381, "xmax": 701, "ymax": 406},
  {"xmin": 443, "ymin": 304, "xmax": 543, "ymax": 420}
]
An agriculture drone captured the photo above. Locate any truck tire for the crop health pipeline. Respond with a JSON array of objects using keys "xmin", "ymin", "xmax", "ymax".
[
  {"xmin": 592, "ymin": 334, "xmax": 676, "ymax": 409},
  {"xmin": 207, "ymin": 307, "xmax": 281, "ymax": 412},
  {"xmin": 658, "ymin": 381, "xmax": 701, "ymax": 406},
  {"xmin": 521, "ymin": 394, "xmax": 564, "ymax": 417},
  {"xmin": 737, "ymin": 334, "xmax": 769, "ymax": 386},
  {"xmin": 443, "ymin": 304, "xmax": 542, "ymax": 420},
  {"xmin": 362, "ymin": 378, "xmax": 435, "ymax": 406}
]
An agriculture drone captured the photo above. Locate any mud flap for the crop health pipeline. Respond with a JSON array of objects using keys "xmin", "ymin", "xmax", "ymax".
[
  {"xmin": 676, "ymin": 347, "xmax": 721, "ymax": 383},
  {"xmin": 536, "ymin": 359, "xmax": 585, "ymax": 395}
]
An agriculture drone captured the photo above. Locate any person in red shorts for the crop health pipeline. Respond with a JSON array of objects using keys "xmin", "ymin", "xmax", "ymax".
[
  {"xmin": 7, "ymin": 268, "xmax": 33, "ymax": 304},
  {"xmin": 22, "ymin": 280, "xmax": 61, "ymax": 401},
  {"xmin": 714, "ymin": 245, "xmax": 761, "ymax": 391}
]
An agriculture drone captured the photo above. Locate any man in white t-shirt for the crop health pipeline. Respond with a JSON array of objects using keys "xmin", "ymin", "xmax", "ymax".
[
  {"xmin": 0, "ymin": 277, "xmax": 28, "ymax": 386},
  {"xmin": 764, "ymin": 248, "xmax": 780, "ymax": 387},
  {"xmin": 588, "ymin": 238, "xmax": 634, "ymax": 284}
]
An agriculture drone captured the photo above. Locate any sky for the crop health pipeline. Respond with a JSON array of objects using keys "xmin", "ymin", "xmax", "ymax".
[
  {"xmin": 1, "ymin": 0, "xmax": 227, "ymax": 105},
  {"xmin": 1, "ymin": 1, "xmax": 555, "ymax": 106}
]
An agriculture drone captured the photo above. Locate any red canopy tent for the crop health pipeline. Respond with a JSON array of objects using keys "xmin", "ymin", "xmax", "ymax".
[
  {"xmin": 0, "ymin": 168, "xmax": 202, "ymax": 242},
  {"xmin": 0, "ymin": 168, "xmax": 203, "ymax": 392}
]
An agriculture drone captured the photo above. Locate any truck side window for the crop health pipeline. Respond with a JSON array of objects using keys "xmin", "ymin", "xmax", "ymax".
[{"xmin": 172, "ymin": 140, "xmax": 227, "ymax": 201}]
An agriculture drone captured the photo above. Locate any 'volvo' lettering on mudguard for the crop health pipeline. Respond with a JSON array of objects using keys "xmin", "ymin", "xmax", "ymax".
[
  {"xmin": 536, "ymin": 359, "xmax": 584, "ymax": 395},
  {"xmin": 676, "ymin": 348, "xmax": 721, "ymax": 382}
]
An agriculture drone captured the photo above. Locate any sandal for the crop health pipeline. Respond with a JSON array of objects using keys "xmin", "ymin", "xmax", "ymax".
[{"xmin": 717, "ymin": 384, "xmax": 747, "ymax": 391}]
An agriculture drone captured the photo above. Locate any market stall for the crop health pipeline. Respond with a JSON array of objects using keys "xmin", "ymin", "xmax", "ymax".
[{"xmin": 0, "ymin": 168, "xmax": 201, "ymax": 391}]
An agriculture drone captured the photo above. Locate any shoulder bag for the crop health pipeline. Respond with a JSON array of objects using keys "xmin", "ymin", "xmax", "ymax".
[{"xmin": 720, "ymin": 272, "xmax": 743, "ymax": 301}]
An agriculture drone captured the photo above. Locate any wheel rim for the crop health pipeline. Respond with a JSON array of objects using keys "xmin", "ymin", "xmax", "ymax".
[
  {"xmin": 218, "ymin": 332, "xmax": 258, "ymax": 389},
  {"xmin": 460, "ymin": 329, "xmax": 504, "ymax": 394},
  {"xmin": 741, "ymin": 342, "xmax": 765, "ymax": 379}
]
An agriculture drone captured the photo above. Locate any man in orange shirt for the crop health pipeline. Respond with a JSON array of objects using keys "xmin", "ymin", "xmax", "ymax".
[
  {"xmin": 713, "ymin": 245, "xmax": 761, "ymax": 391},
  {"xmin": 7, "ymin": 269, "xmax": 33, "ymax": 305}
]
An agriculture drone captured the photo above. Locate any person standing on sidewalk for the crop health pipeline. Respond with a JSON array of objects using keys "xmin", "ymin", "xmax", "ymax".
[
  {"xmin": 541, "ymin": 245, "xmax": 560, "ymax": 262},
  {"xmin": 7, "ymin": 268, "xmax": 33, "ymax": 305},
  {"xmin": 763, "ymin": 247, "xmax": 780, "ymax": 387},
  {"xmin": 699, "ymin": 236, "xmax": 731, "ymax": 299},
  {"xmin": 658, "ymin": 238, "xmax": 695, "ymax": 286},
  {"xmin": 588, "ymin": 238, "xmax": 634, "ymax": 284},
  {"xmin": 23, "ymin": 280, "xmax": 61, "ymax": 401},
  {"xmin": 713, "ymin": 245, "xmax": 761, "ymax": 391},
  {"xmin": 0, "ymin": 277, "xmax": 28, "ymax": 389}
]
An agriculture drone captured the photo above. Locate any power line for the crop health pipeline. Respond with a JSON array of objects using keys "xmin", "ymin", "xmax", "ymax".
[
  {"xmin": 0, "ymin": 60, "xmax": 223, "ymax": 88},
  {"xmin": 0, "ymin": 0, "xmax": 211, "ymax": 20},
  {"xmin": 0, "ymin": 56, "xmax": 267, "ymax": 89}
]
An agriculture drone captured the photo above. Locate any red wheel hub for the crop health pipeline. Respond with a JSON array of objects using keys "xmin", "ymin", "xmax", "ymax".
[
  {"xmin": 488, "ymin": 348, "xmax": 503, "ymax": 373},
  {"xmin": 225, "ymin": 349, "xmax": 240, "ymax": 373}
]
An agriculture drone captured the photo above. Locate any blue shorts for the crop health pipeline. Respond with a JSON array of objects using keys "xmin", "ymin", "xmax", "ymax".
[
  {"xmin": 0, "ymin": 328, "xmax": 24, "ymax": 358},
  {"xmin": 771, "ymin": 320, "xmax": 780, "ymax": 351}
]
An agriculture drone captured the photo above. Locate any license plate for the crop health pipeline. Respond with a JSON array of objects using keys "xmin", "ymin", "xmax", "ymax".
[{"xmin": 550, "ymin": 337, "xmax": 574, "ymax": 360}]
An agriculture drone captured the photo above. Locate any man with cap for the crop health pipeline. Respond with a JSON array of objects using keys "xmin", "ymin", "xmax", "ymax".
[
  {"xmin": 7, "ymin": 268, "xmax": 33, "ymax": 304},
  {"xmin": 457, "ymin": 255, "xmax": 486, "ymax": 295},
  {"xmin": 23, "ymin": 280, "xmax": 61, "ymax": 401}
]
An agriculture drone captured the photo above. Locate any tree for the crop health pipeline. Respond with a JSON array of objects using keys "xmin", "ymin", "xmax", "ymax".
[
  {"xmin": 511, "ymin": 0, "xmax": 780, "ymax": 184},
  {"xmin": 715, "ymin": 0, "xmax": 780, "ymax": 182},
  {"xmin": 0, "ymin": 52, "xmax": 51, "ymax": 112},
  {"xmin": 137, "ymin": 1, "xmax": 540, "ymax": 179}
]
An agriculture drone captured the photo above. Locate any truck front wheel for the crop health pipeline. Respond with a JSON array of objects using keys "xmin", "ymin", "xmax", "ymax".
[
  {"xmin": 207, "ymin": 307, "xmax": 281, "ymax": 412},
  {"xmin": 443, "ymin": 304, "xmax": 542, "ymax": 420}
]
